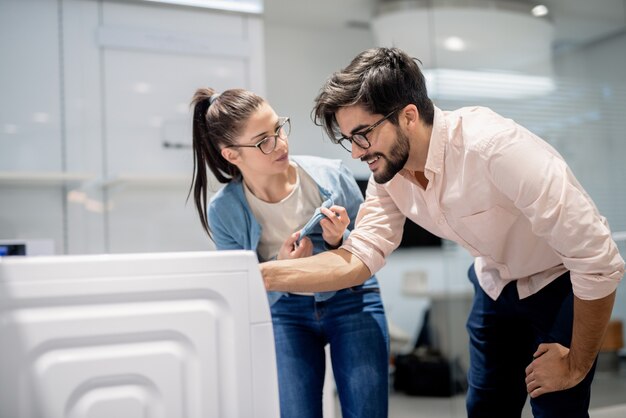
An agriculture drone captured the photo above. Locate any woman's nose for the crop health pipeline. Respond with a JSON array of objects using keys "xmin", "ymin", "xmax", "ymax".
[{"xmin": 276, "ymin": 135, "xmax": 288, "ymax": 150}]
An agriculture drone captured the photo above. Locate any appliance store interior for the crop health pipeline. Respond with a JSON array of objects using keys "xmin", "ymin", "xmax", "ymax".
[{"xmin": 1, "ymin": 0, "xmax": 625, "ymax": 417}]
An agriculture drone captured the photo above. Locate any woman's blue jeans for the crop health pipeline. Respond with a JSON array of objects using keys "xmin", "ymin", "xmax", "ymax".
[
  {"xmin": 466, "ymin": 264, "xmax": 597, "ymax": 418},
  {"xmin": 270, "ymin": 287, "xmax": 389, "ymax": 418}
]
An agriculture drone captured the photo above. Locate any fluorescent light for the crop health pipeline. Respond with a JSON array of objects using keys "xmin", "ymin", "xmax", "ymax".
[
  {"xmin": 424, "ymin": 68, "xmax": 555, "ymax": 100},
  {"xmin": 443, "ymin": 36, "xmax": 465, "ymax": 51},
  {"xmin": 531, "ymin": 5, "xmax": 549, "ymax": 17},
  {"xmin": 141, "ymin": 0, "xmax": 263, "ymax": 14}
]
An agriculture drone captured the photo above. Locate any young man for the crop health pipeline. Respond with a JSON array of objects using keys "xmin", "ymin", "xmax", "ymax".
[{"xmin": 260, "ymin": 47, "xmax": 624, "ymax": 417}]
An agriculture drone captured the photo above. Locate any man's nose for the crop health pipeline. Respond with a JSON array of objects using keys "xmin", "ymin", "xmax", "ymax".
[{"xmin": 351, "ymin": 145, "xmax": 366, "ymax": 160}]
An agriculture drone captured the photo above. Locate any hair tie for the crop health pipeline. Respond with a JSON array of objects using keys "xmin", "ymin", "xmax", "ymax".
[{"xmin": 209, "ymin": 93, "xmax": 220, "ymax": 105}]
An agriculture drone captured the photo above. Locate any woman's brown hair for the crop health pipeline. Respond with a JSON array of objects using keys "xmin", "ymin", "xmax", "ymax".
[{"xmin": 189, "ymin": 88, "xmax": 264, "ymax": 238}]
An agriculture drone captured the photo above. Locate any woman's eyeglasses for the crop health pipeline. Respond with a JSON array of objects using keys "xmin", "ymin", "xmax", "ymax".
[{"xmin": 225, "ymin": 117, "xmax": 291, "ymax": 155}]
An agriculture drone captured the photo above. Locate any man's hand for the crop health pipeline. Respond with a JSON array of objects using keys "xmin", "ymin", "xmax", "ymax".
[
  {"xmin": 524, "ymin": 342, "xmax": 586, "ymax": 398},
  {"xmin": 320, "ymin": 205, "xmax": 349, "ymax": 248},
  {"xmin": 276, "ymin": 232, "xmax": 313, "ymax": 260},
  {"xmin": 525, "ymin": 291, "xmax": 616, "ymax": 398}
]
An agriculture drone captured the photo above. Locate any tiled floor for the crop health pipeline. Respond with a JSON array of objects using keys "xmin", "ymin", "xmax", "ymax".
[
  {"xmin": 387, "ymin": 370, "xmax": 626, "ymax": 418},
  {"xmin": 331, "ymin": 359, "xmax": 626, "ymax": 417}
]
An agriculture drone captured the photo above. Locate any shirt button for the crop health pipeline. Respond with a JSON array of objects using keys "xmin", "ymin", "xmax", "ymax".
[{"xmin": 437, "ymin": 217, "xmax": 445, "ymax": 225}]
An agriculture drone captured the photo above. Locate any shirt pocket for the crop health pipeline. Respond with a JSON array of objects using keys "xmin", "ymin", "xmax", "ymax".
[{"xmin": 459, "ymin": 205, "xmax": 518, "ymax": 257}]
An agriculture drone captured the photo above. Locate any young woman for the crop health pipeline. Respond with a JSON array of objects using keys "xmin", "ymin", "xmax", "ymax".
[{"xmin": 190, "ymin": 87, "xmax": 389, "ymax": 418}]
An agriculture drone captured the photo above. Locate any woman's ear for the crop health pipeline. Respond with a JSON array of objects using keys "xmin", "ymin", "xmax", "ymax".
[{"xmin": 221, "ymin": 147, "xmax": 240, "ymax": 165}]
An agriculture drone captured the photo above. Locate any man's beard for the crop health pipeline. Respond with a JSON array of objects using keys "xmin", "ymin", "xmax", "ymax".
[{"xmin": 372, "ymin": 128, "xmax": 410, "ymax": 184}]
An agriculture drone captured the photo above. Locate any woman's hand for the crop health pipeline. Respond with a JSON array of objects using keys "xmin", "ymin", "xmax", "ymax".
[
  {"xmin": 277, "ymin": 231, "xmax": 313, "ymax": 260},
  {"xmin": 320, "ymin": 205, "xmax": 349, "ymax": 248}
]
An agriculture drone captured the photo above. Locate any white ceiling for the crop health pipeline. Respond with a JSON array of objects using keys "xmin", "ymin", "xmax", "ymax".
[{"xmin": 264, "ymin": 0, "xmax": 626, "ymax": 47}]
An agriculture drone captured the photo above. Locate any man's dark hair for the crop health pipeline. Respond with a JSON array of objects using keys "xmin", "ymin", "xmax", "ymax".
[{"xmin": 313, "ymin": 47, "xmax": 434, "ymax": 141}]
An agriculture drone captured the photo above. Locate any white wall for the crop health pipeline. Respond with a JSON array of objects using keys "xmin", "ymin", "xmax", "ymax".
[
  {"xmin": 0, "ymin": 0, "xmax": 265, "ymax": 255},
  {"xmin": 0, "ymin": 0, "xmax": 66, "ymax": 253}
]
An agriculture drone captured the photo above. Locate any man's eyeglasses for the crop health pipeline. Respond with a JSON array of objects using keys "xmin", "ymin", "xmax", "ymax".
[
  {"xmin": 332, "ymin": 109, "xmax": 399, "ymax": 153},
  {"xmin": 226, "ymin": 117, "xmax": 291, "ymax": 155}
]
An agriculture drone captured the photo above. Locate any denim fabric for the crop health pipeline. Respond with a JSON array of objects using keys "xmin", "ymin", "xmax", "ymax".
[
  {"xmin": 271, "ymin": 286, "xmax": 389, "ymax": 418},
  {"xmin": 208, "ymin": 155, "xmax": 380, "ymax": 305},
  {"xmin": 466, "ymin": 264, "xmax": 596, "ymax": 418}
]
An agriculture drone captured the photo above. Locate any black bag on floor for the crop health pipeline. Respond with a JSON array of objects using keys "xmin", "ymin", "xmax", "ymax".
[
  {"xmin": 393, "ymin": 308, "xmax": 467, "ymax": 397},
  {"xmin": 393, "ymin": 347, "xmax": 466, "ymax": 397}
]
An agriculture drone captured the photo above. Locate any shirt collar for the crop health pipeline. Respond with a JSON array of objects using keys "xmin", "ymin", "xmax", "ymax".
[
  {"xmin": 398, "ymin": 105, "xmax": 447, "ymax": 180},
  {"xmin": 424, "ymin": 106, "xmax": 446, "ymax": 175}
]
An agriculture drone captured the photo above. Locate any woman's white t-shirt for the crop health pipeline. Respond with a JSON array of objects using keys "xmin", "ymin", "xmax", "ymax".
[{"xmin": 243, "ymin": 162, "xmax": 323, "ymax": 263}]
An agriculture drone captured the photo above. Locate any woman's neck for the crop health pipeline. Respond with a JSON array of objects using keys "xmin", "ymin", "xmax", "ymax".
[{"xmin": 242, "ymin": 163, "xmax": 297, "ymax": 203}]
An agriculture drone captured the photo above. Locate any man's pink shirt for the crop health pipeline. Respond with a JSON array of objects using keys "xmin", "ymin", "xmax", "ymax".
[{"xmin": 343, "ymin": 106, "xmax": 624, "ymax": 301}]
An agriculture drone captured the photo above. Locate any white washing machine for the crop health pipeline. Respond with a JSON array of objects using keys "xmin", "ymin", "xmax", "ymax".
[{"xmin": 0, "ymin": 250, "xmax": 279, "ymax": 418}]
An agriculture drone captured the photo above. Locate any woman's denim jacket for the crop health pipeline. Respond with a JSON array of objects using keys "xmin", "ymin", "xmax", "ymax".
[{"xmin": 208, "ymin": 155, "xmax": 379, "ymax": 306}]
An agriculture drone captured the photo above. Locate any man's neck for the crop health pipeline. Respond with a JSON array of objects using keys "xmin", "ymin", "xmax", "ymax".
[{"xmin": 405, "ymin": 122, "xmax": 433, "ymax": 172}]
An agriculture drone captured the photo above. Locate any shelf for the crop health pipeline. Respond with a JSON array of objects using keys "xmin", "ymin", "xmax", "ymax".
[
  {"xmin": 0, "ymin": 171, "xmax": 95, "ymax": 186},
  {"xmin": 100, "ymin": 174, "xmax": 193, "ymax": 188},
  {"xmin": 0, "ymin": 172, "xmax": 218, "ymax": 190}
]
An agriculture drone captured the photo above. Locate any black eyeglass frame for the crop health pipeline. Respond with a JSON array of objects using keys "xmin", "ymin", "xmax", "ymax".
[
  {"xmin": 225, "ymin": 117, "xmax": 290, "ymax": 155},
  {"xmin": 333, "ymin": 109, "xmax": 400, "ymax": 152}
]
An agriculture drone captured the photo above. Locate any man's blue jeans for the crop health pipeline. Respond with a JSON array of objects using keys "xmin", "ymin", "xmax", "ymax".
[
  {"xmin": 270, "ymin": 287, "xmax": 389, "ymax": 418},
  {"xmin": 466, "ymin": 264, "xmax": 597, "ymax": 418}
]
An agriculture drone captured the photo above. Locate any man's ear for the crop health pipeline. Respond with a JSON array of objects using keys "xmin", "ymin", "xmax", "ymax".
[
  {"xmin": 401, "ymin": 104, "xmax": 419, "ymax": 128},
  {"xmin": 221, "ymin": 147, "xmax": 240, "ymax": 165}
]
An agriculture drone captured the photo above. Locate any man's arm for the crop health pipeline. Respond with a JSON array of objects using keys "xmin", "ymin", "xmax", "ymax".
[
  {"xmin": 260, "ymin": 248, "xmax": 371, "ymax": 292},
  {"xmin": 485, "ymin": 127, "xmax": 624, "ymax": 396},
  {"xmin": 570, "ymin": 292, "xmax": 616, "ymax": 376},
  {"xmin": 525, "ymin": 291, "xmax": 616, "ymax": 397}
]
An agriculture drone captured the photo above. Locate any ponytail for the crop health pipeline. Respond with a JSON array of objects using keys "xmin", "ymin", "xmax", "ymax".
[
  {"xmin": 188, "ymin": 87, "xmax": 264, "ymax": 238},
  {"xmin": 189, "ymin": 89, "xmax": 214, "ymax": 237}
]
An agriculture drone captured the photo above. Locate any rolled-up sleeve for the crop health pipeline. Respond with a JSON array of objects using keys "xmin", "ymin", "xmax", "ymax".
[
  {"xmin": 342, "ymin": 177, "xmax": 406, "ymax": 276},
  {"xmin": 484, "ymin": 128, "xmax": 624, "ymax": 300}
]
